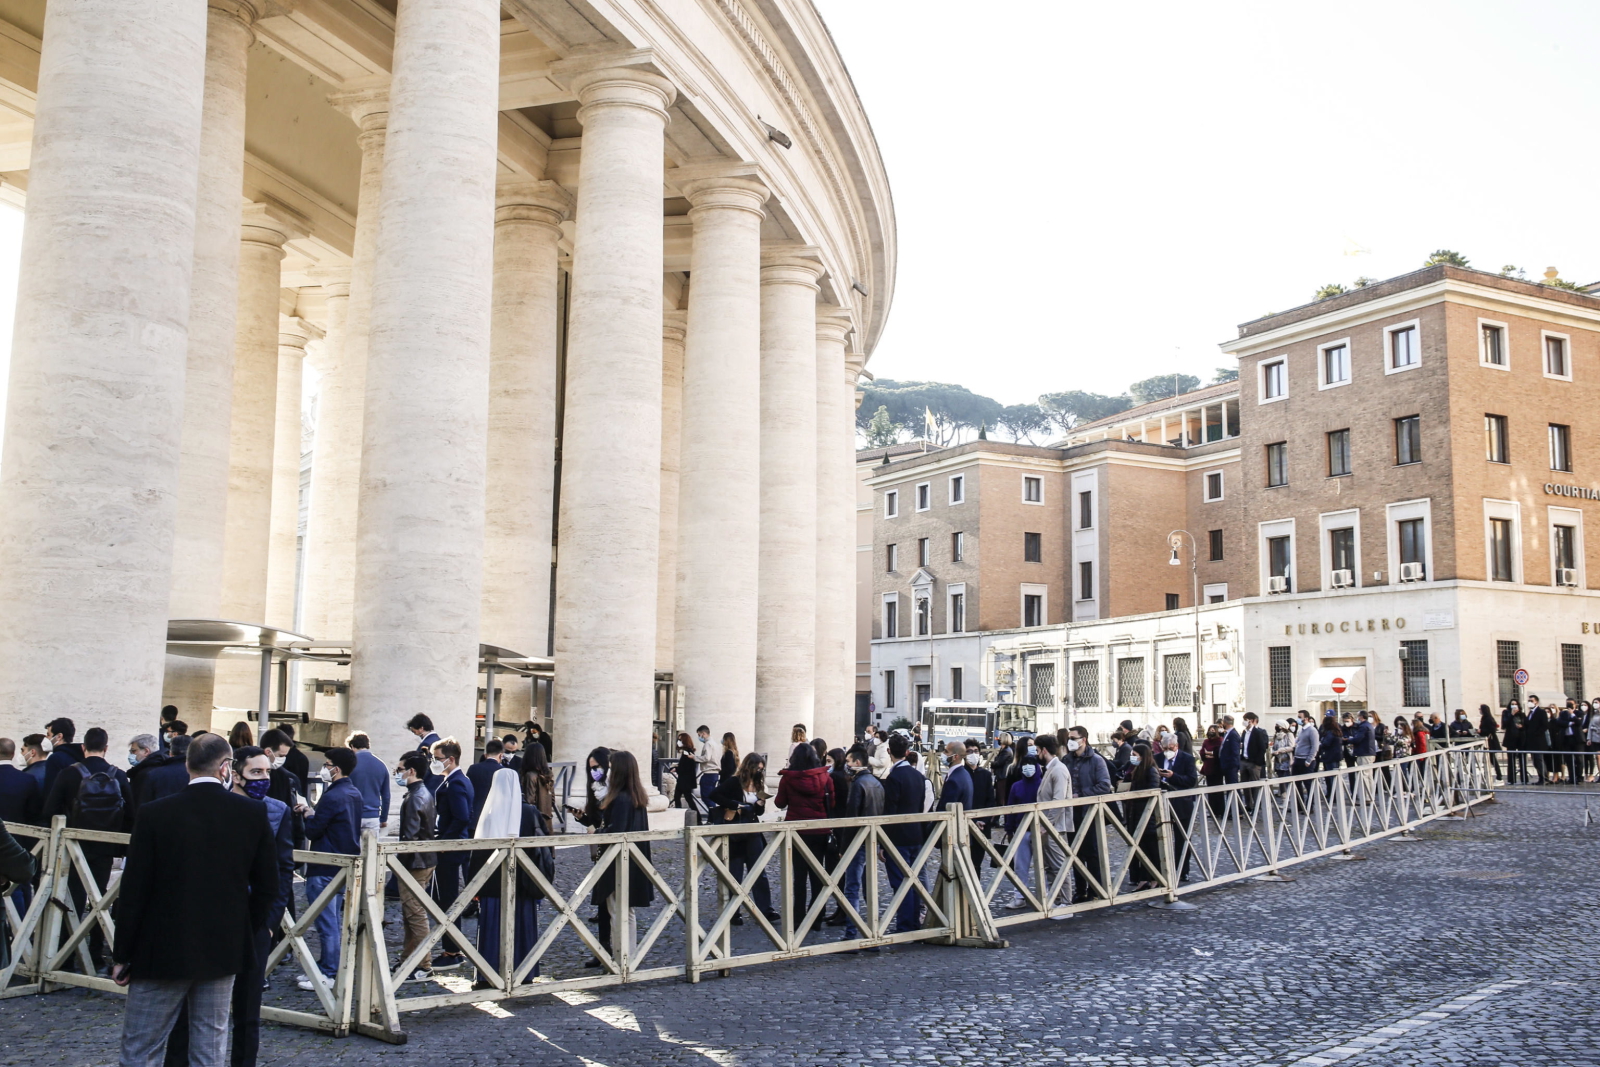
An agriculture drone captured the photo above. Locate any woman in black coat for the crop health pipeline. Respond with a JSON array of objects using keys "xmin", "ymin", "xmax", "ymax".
[
  {"xmin": 589, "ymin": 750, "xmax": 653, "ymax": 964},
  {"xmin": 1121, "ymin": 744, "xmax": 1162, "ymax": 891},
  {"xmin": 1477, "ymin": 704, "xmax": 1502, "ymax": 782},
  {"xmin": 1501, "ymin": 702, "xmax": 1525, "ymax": 784},
  {"xmin": 1524, "ymin": 703, "xmax": 1550, "ymax": 784},
  {"xmin": 709, "ymin": 752, "xmax": 777, "ymax": 925},
  {"xmin": 671, "ymin": 733, "xmax": 698, "ymax": 813}
]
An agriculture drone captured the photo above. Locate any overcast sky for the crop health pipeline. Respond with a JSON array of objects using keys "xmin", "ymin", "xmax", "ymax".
[{"xmin": 817, "ymin": 0, "xmax": 1600, "ymax": 405}]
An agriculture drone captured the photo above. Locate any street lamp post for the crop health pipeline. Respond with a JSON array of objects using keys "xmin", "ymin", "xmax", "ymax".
[{"xmin": 1168, "ymin": 530, "xmax": 1201, "ymax": 717}]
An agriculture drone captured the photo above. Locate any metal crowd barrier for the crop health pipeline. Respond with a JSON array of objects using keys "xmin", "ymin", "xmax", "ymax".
[{"xmin": 0, "ymin": 744, "xmax": 1491, "ymax": 1044}]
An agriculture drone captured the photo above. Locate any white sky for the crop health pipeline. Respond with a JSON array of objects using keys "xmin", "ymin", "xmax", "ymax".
[{"xmin": 817, "ymin": 0, "xmax": 1600, "ymax": 404}]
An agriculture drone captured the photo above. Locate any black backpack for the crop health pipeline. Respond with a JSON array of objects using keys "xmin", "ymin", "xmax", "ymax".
[{"xmin": 71, "ymin": 764, "xmax": 125, "ymax": 832}]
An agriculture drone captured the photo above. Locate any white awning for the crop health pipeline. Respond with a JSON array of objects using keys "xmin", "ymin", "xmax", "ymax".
[{"xmin": 1306, "ymin": 666, "xmax": 1367, "ymax": 702}]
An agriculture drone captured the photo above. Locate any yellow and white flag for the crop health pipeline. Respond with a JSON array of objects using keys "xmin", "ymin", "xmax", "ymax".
[{"xmin": 923, "ymin": 406, "xmax": 937, "ymax": 439}]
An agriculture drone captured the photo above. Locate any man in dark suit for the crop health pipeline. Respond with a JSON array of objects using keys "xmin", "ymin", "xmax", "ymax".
[
  {"xmin": 1157, "ymin": 734, "xmax": 1200, "ymax": 882},
  {"xmin": 1239, "ymin": 713, "xmax": 1269, "ymax": 812},
  {"xmin": 135, "ymin": 735, "xmax": 193, "ymax": 810},
  {"xmin": 20, "ymin": 734, "xmax": 49, "ymax": 793},
  {"xmin": 1218, "ymin": 714, "xmax": 1242, "ymax": 786},
  {"xmin": 42, "ymin": 726, "xmax": 132, "ymax": 972},
  {"xmin": 879, "ymin": 733, "xmax": 926, "ymax": 933},
  {"xmin": 430, "ymin": 737, "xmax": 475, "ymax": 968},
  {"xmin": 111, "ymin": 733, "xmax": 277, "ymax": 1067},
  {"xmin": 465, "ymin": 738, "xmax": 505, "ymax": 832},
  {"xmin": 407, "ymin": 714, "xmax": 443, "ymax": 792},
  {"xmin": 278, "ymin": 723, "xmax": 311, "ymax": 794},
  {"xmin": 124, "ymin": 733, "xmax": 169, "ymax": 822},
  {"xmin": 41, "ymin": 716, "xmax": 85, "ymax": 798},
  {"xmin": 0, "ymin": 737, "xmax": 41, "ymax": 825},
  {"xmin": 501, "ymin": 734, "xmax": 523, "ymax": 773}
]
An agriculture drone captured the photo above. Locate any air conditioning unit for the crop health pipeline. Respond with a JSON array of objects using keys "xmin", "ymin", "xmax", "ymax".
[
  {"xmin": 1557, "ymin": 567, "xmax": 1579, "ymax": 587},
  {"xmin": 1330, "ymin": 569, "xmax": 1354, "ymax": 589},
  {"xmin": 1399, "ymin": 561, "xmax": 1425, "ymax": 583},
  {"xmin": 1267, "ymin": 575, "xmax": 1290, "ymax": 594}
]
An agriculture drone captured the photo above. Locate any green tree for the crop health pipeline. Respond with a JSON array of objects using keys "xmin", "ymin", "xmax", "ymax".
[
  {"xmin": 863, "ymin": 404, "xmax": 900, "ymax": 447},
  {"xmin": 1499, "ymin": 264, "xmax": 1526, "ymax": 280},
  {"xmin": 1211, "ymin": 366, "xmax": 1239, "ymax": 384},
  {"xmin": 856, "ymin": 378, "xmax": 1002, "ymax": 446},
  {"xmin": 1313, "ymin": 282, "xmax": 1347, "ymax": 300},
  {"xmin": 1037, "ymin": 390, "xmax": 1133, "ymax": 432},
  {"xmin": 1352, "ymin": 276, "xmax": 1377, "ymax": 288},
  {"xmin": 996, "ymin": 403, "xmax": 1052, "ymax": 444},
  {"xmin": 1424, "ymin": 249, "xmax": 1470, "ymax": 267},
  {"xmin": 1127, "ymin": 373, "xmax": 1201, "ymax": 406}
]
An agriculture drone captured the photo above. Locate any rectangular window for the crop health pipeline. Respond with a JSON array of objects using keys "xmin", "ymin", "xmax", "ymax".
[
  {"xmin": 885, "ymin": 544, "xmax": 897, "ymax": 572},
  {"xmin": 1398, "ymin": 518, "xmax": 1425, "ymax": 579},
  {"xmin": 917, "ymin": 537, "xmax": 929, "ymax": 567},
  {"xmin": 1496, "ymin": 640, "xmax": 1520, "ymax": 707},
  {"xmin": 915, "ymin": 596, "xmax": 930, "ymax": 636},
  {"xmin": 1395, "ymin": 415, "xmax": 1421, "ymax": 465},
  {"xmin": 1268, "ymin": 534, "xmax": 1292, "ymax": 591},
  {"xmin": 1482, "ymin": 323, "xmax": 1506, "ymax": 366},
  {"xmin": 1489, "ymin": 517, "xmax": 1515, "ymax": 582},
  {"xmin": 1116, "ymin": 657, "xmax": 1145, "ymax": 707},
  {"xmin": 884, "ymin": 599, "xmax": 898, "ymax": 638},
  {"xmin": 1322, "ymin": 343, "xmax": 1350, "ymax": 386},
  {"xmin": 1546, "ymin": 335, "xmax": 1569, "ymax": 378},
  {"xmin": 951, "ymin": 531, "xmax": 964, "ymax": 562},
  {"xmin": 1550, "ymin": 423, "xmax": 1572, "ymax": 473},
  {"xmin": 1268, "ymin": 646, "xmax": 1293, "ymax": 708},
  {"xmin": 1072, "ymin": 660, "xmax": 1099, "ymax": 708},
  {"xmin": 1262, "ymin": 358, "xmax": 1287, "ymax": 400},
  {"xmin": 1485, "ymin": 414, "xmax": 1509, "ymax": 463},
  {"xmin": 1078, "ymin": 490, "xmax": 1093, "ymax": 529},
  {"xmin": 1555, "ymin": 524, "xmax": 1577, "ymax": 573},
  {"xmin": 1023, "ymin": 476, "xmax": 1042, "ymax": 503},
  {"xmin": 1329, "ymin": 526, "xmax": 1355, "ymax": 575},
  {"xmin": 1023, "ymin": 594, "xmax": 1043, "ymax": 628},
  {"xmin": 1389, "ymin": 324, "xmax": 1418, "ymax": 369},
  {"xmin": 949, "ymin": 474, "xmax": 964, "ymax": 504},
  {"xmin": 1209, "ymin": 529, "xmax": 1224, "ymax": 561},
  {"xmin": 1562, "ymin": 644, "xmax": 1585, "ymax": 703},
  {"xmin": 1078, "ymin": 560, "xmax": 1093, "ymax": 601},
  {"xmin": 950, "ymin": 667, "xmax": 963, "ymax": 701},
  {"xmin": 1023, "ymin": 532, "xmax": 1041, "ymax": 563},
  {"xmin": 949, "ymin": 593, "xmax": 965, "ymax": 633},
  {"xmin": 1029, "ymin": 662, "xmax": 1056, "ymax": 709},
  {"xmin": 884, "ymin": 669, "xmax": 896, "ymax": 709},
  {"xmin": 1163, "ymin": 592, "xmax": 1179, "ymax": 611},
  {"xmin": 1266, "ymin": 442, "xmax": 1288, "ymax": 487},
  {"xmin": 1204, "ymin": 471, "xmax": 1223, "ymax": 501},
  {"xmin": 884, "ymin": 490, "xmax": 898, "ymax": 518},
  {"xmin": 1400, "ymin": 640, "xmax": 1430, "ymax": 707},
  {"xmin": 1163, "ymin": 653, "xmax": 1192, "ymax": 706},
  {"xmin": 1327, "ymin": 429, "xmax": 1351, "ymax": 477},
  {"xmin": 915, "ymin": 482, "xmax": 930, "ymax": 511}
]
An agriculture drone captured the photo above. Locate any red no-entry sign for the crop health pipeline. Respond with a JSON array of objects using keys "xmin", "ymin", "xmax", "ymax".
[
  {"xmin": 1331, "ymin": 677, "xmax": 1347, "ymax": 695},
  {"xmin": 1513, "ymin": 668, "xmax": 1529, "ymax": 686}
]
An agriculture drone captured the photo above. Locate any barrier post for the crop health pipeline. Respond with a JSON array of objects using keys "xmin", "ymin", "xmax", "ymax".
[
  {"xmin": 1151, "ymin": 795, "xmax": 1196, "ymax": 911},
  {"xmin": 683, "ymin": 824, "xmax": 700, "ymax": 983}
]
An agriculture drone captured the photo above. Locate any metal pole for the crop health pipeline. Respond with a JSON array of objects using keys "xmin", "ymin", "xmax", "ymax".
[
  {"xmin": 257, "ymin": 647, "xmax": 273, "ymax": 740},
  {"xmin": 484, "ymin": 663, "xmax": 497, "ymax": 741},
  {"xmin": 1191, "ymin": 538, "xmax": 1200, "ymax": 716}
]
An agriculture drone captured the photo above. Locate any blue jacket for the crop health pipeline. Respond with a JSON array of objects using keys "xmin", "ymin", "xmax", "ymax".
[
  {"xmin": 1004, "ymin": 773, "xmax": 1042, "ymax": 834},
  {"xmin": 302, "ymin": 776, "xmax": 361, "ymax": 877},
  {"xmin": 937, "ymin": 763, "xmax": 974, "ymax": 812},
  {"xmin": 881, "ymin": 762, "xmax": 928, "ymax": 847},
  {"xmin": 435, "ymin": 769, "xmax": 475, "ymax": 845},
  {"xmin": 1218, "ymin": 729, "xmax": 1242, "ymax": 776},
  {"xmin": 41, "ymin": 744, "xmax": 84, "ymax": 799},
  {"xmin": 416, "ymin": 732, "xmax": 442, "ymax": 793},
  {"xmin": 1350, "ymin": 721, "xmax": 1377, "ymax": 757},
  {"xmin": 0, "ymin": 764, "xmax": 41, "ymax": 824},
  {"xmin": 466, "ymin": 758, "xmax": 503, "ymax": 831},
  {"xmin": 262, "ymin": 795, "xmax": 295, "ymax": 930},
  {"xmin": 348, "ymin": 749, "xmax": 391, "ymax": 823},
  {"xmin": 135, "ymin": 758, "xmax": 191, "ymax": 811}
]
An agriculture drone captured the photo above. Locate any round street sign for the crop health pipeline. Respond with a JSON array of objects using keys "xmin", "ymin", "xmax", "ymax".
[
  {"xmin": 1513, "ymin": 668, "xmax": 1530, "ymax": 686},
  {"xmin": 1331, "ymin": 677, "xmax": 1347, "ymax": 695}
]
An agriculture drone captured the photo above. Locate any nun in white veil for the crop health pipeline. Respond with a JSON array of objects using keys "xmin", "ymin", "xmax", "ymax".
[{"xmin": 467, "ymin": 767, "xmax": 541, "ymax": 986}]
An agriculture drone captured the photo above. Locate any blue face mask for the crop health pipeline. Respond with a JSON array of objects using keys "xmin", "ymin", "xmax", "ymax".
[{"xmin": 242, "ymin": 778, "xmax": 272, "ymax": 801}]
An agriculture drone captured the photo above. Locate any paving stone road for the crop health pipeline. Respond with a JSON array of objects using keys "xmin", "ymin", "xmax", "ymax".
[{"xmin": 3, "ymin": 790, "xmax": 1596, "ymax": 1067}]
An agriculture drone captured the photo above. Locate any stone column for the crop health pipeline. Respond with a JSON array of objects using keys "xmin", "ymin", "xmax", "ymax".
[
  {"xmin": 348, "ymin": 0, "xmax": 500, "ymax": 762},
  {"xmin": 302, "ymin": 80, "xmax": 387, "ymax": 647},
  {"xmin": 755, "ymin": 247, "xmax": 823, "ymax": 756},
  {"xmin": 162, "ymin": 0, "xmax": 264, "ymax": 720},
  {"xmin": 813, "ymin": 313, "xmax": 858, "ymax": 744},
  {"xmin": 672, "ymin": 168, "xmax": 768, "ymax": 758},
  {"xmin": 549, "ymin": 59, "xmax": 675, "ymax": 764},
  {"xmin": 482, "ymin": 179, "xmax": 571, "ymax": 723},
  {"xmin": 656, "ymin": 310, "xmax": 687, "ymax": 675},
  {"xmin": 265, "ymin": 315, "xmax": 314, "ymax": 630},
  {"xmin": 213, "ymin": 203, "xmax": 297, "ymax": 720},
  {"xmin": 0, "ymin": 0, "xmax": 207, "ymax": 745}
]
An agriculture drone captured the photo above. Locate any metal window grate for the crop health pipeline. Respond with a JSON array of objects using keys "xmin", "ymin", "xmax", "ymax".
[
  {"xmin": 1029, "ymin": 662, "xmax": 1056, "ymax": 709},
  {"xmin": 1117, "ymin": 657, "xmax": 1145, "ymax": 707},
  {"xmin": 1268, "ymin": 646, "xmax": 1292, "ymax": 707},
  {"xmin": 1163, "ymin": 653, "xmax": 1192, "ymax": 707},
  {"xmin": 1072, "ymin": 660, "xmax": 1099, "ymax": 708},
  {"xmin": 1562, "ymin": 644, "xmax": 1585, "ymax": 703},
  {"xmin": 1497, "ymin": 640, "xmax": 1520, "ymax": 707},
  {"xmin": 1401, "ymin": 639, "xmax": 1430, "ymax": 707}
]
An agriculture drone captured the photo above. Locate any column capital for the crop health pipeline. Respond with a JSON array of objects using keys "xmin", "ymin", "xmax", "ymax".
[
  {"xmin": 329, "ymin": 74, "xmax": 391, "ymax": 133},
  {"xmin": 760, "ymin": 242, "xmax": 824, "ymax": 290},
  {"xmin": 662, "ymin": 309, "xmax": 687, "ymax": 346},
  {"xmin": 278, "ymin": 314, "xmax": 321, "ymax": 351},
  {"xmin": 309, "ymin": 265, "xmax": 352, "ymax": 300},
  {"xmin": 494, "ymin": 178, "xmax": 574, "ymax": 230},
  {"xmin": 241, "ymin": 200, "xmax": 307, "ymax": 252},
  {"xmin": 670, "ymin": 163, "xmax": 769, "ymax": 217},
  {"xmin": 816, "ymin": 307, "xmax": 854, "ymax": 346},
  {"xmin": 846, "ymin": 351, "xmax": 868, "ymax": 384},
  {"xmin": 552, "ymin": 50, "xmax": 677, "ymax": 123}
]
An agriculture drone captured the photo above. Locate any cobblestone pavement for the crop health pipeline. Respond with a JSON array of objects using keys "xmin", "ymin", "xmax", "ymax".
[{"xmin": 3, "ymin": 791, "xmax": 1596, "ymax": 1067}]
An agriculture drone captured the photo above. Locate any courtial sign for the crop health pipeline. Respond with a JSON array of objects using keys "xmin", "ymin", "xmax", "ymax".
[
  {"xmin": 1545, "ymin": 482, "xmax": 1600, "ymax": 500},
  {"xmin": 1282, "ymin": 618, "xmax": 1406, "ymax": 636}
]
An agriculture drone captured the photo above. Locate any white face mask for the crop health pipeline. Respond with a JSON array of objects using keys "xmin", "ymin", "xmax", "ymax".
[
  {"xmin": 127, "ymin": 752, "xmax": 140, "ymax": 766},
  {"xmin": 1130, "ymin": 754, "xmax": 1141, "ymax": 766},
  {"xmin": 39, "ymin": 739, "xmax": 53, "ymax": 753},
  {"xmin": 965, "ymin": 753, "xmax": 980, "ymax": 767},
  {"xmin": 1021, "ymin": 764, "xmax": 1036, "ymax": 778},
  {"xmin": 271, "ymin": 755, "xmax": 286, "ymax": 769},
  {"xmin": 318, "ymin": 766, "xmax": 332, "ymax": 783},
  {"xmin": 429, "ymin": 759, "xmax": 445, "ymax": 777},
  {"xmin": 1066, "ymin": 739, "xmax": 1081, "ymax": 753}
]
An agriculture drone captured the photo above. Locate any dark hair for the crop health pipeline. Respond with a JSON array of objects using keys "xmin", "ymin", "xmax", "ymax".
[
  {"xmin": 722, "ymin": 732, "xmax": 738, "ymax": 754},
  {"xmin": 1130, "ymin": 742, "xmax": 1157, "ymax": 789},
  {"xmin": 324, "ymin": 747, "xmax": 358, "ymax": 776},
  {"xmin": 46, "ymin": 717, "xmax": 75, "ymax": 743},
  {"xmin": 1173, "ymin": 716, "xmax": 1190, "ymax": 735},
  {"xmin": 232, "ymin": 745, "xmax": 267, "ymax": 772},
  {"xmin": 170, "ymin": 734, "xmax": 193, "ymax": 759},
  {"xmin": 696, "ymin": 724, "xmax": 709, "ymax": 734},
  {"xmin": 228, "ymin": 721, "xmax": 253, "ymax": 748},
  {"xmin": 827, "ymin": 746, "xmax": 847, "ymax": 770},
  {"xmin": 789, "ymin": 743, "xmax": 819, "ymax": 770},
  {"xmin": 601, "ymin": 750, "xmax": 648, "ymax": 810},
  {"xmin": 186, "ymin": 733, "xmax": 232, "ymax": 773},
  {"xmin": 676, "ymin": 731, "xmax": 695, "ymax": 753},
  {"xmin": 1243, "ymin": 712, "xmax": 1259, "ymax": 723},
  {"xmin": 406, "ymin": 714, "xmax": 433, "ymax": 732},
  {"xmin": 846, "ymin": 744, "xmax": 869, "ymax": 765},
  {"xmin": 346, "ymin": 731, "xmax": 370, "ymax": 750},
  {"xmin": 1321, "ymin": 714, "xmax": 1340, "ymax": 733},
  {"xmin": 260, "ymin": 728, "xmax": 289, "ymax": 750},
  {"xmin": 400, "ymin": 753, "xmax": 429, "ymax": 779},
  {"xmin": 502, "ymin": 733, "xmax": 519, "ymax": 746},
  {"xmin": 21, "ymin": 733, "xmax": 44, "ymax": 754},
  {"xmin": 810, "ymin": 737, "xmax": 828, "ymax": 762},
  {"xmin": 737, "ymin": 751, "xmax": 766, "ymax": 790},
  {"xmin": 161, "ymin": 705, "xmax": 178, "ymax": 722},
  {"xmin": 905, "ymin": 751, "xmax": 919, "ymax": 768},
  {"xmin": 82, "ymin": 727, "xmax": 108, "ymax": 752},
  {"xmin": 432, "ymin": 737, "xmax": 462, "ymax": 764},
  {"xmin": 888, "ymin": 733, "xmax": 910, "ymax": 759},
  {"xmin": 279, "ymin": 723, "xmax": 296, "ymax": 739},
  {"xmin": 1034, "ymin": 732, "xmax": 1059, "ymax": 756},
  {"xmin": 167, "ymin": 720, "xmax": 189, "ymax": 736},
  {"xmin": 484, "ymin": 738, "xmax": 503, "ymax": 757}
]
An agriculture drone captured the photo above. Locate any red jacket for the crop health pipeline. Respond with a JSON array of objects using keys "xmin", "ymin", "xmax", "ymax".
[{"xmin": 775, "ymin": 766, "xmax": 834, "ymax": 835}]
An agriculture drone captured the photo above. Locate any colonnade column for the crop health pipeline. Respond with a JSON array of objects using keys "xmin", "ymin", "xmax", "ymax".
[
  {"xmin": 302, "ymin": 80, "xmax": 387, "ymax": 647},
  {"xmin": 214, "ymin": 203, "xmax": 298, "ymax": 719},
  {"xmin": 673, "ymin": 167, "xmax": 768, "ymax": 757},
  {"xmin": 265, "ymin": 315, "xmax": 315, "ymax": 630},
  {"xmin": 656, "ymin": 310, "xmax": 687, "ymax": 676},
  {"xmin": 755, "ymin": 247, "xmax": 822, "ymax": 756},
  {"xmin": 482, "ymin": 178, "xmax": 572, "ymax": 722},
  {"xmin": 348, "ymin": 0, "xmax": 500, "ymax": 762},
  {"xmin": 549, "ymin": 58, "xmax": 676, "ymax": 764},
  {"xmin": 813, "ymin": 314, "xmax": 858, "ymax": 743},
  {"xmin": 0, "ymin": 0, "xmax": 208, "ymax": 744},
  {"xmin": 163, "ymin": 0, "xmax": 263, "ymax": 720}
]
